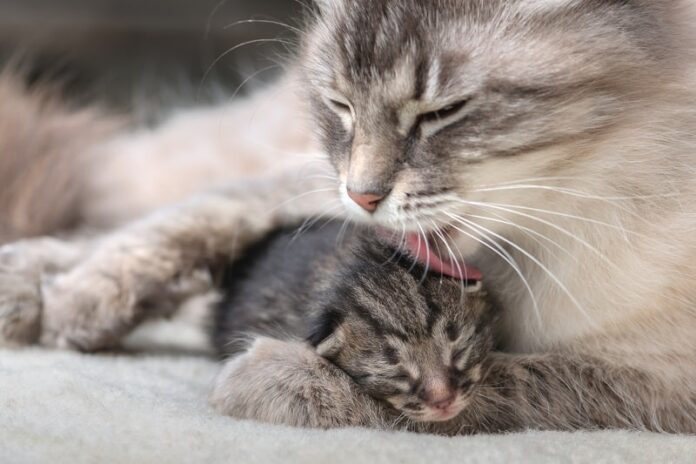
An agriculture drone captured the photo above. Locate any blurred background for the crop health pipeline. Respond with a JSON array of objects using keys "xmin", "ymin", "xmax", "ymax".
[{"xmin": 0, "ymin": 0, "xmax": 304, "ymax": 121}]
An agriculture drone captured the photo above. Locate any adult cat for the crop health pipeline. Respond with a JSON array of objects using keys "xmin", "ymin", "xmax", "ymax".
[{"xmin": 2, "ymin": 0, "xmax": 695, "ymax": 432}]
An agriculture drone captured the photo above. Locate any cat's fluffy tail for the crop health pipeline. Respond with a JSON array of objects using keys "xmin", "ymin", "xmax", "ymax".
[{"xmin": 0, "ymin": 71, "xmax": 121, "ymax": 244}]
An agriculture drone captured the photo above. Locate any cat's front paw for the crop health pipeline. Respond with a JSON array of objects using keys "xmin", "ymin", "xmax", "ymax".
[
  {"xmin": 211, "ymin": 337, "xmax": 389, "ymax": 429},
  {"xmin": 0, "ymin": 266, "xmax": 42, "ymax": 347},
  {"xmin": 38, "ymin": 267, "xmax": 136, "ymax": 351}
]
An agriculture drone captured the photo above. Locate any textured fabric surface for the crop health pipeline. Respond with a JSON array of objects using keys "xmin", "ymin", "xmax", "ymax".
[{"xmin": 1, "ymin": 341, "xmax": 695, "ymax": 464}]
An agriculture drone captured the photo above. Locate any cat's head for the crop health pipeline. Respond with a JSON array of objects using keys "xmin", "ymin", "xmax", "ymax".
[
  {"xmin": 308, "ymin": 240, "xmax": 495, "ymax": 422},
  {"xmin": 301, "ymin": 0, "xmax": 685, "ymax": 253}
]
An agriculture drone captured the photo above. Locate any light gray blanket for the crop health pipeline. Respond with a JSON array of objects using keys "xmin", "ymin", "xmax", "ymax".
[{"xmin": 1, "ymin": 321, "xmax": 695, "ymax": 464}]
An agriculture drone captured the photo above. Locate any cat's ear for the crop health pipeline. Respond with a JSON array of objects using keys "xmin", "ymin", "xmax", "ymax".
[{"xmin": 307, "ymin": 308, "xmax": 344, "ymax": 357}]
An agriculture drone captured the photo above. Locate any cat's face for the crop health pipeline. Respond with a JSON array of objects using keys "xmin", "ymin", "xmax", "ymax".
[
  {"xmin": 302, "ymin": 0, "xmax": 670, "ymax": 251},
  {"xmin": 309, "ymin": 241, "xmax": 494, "ymax": 422}
]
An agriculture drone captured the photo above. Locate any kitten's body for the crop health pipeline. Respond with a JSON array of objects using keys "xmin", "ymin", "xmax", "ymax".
[
  {"xmin": 213, "ymin": 222, "xmax": 494, "ymax": 426},
  {"xmin": 0, "ymin": 0, "xmax": 695, "ymax": 433},
  {"xmin": 212, "ymin": 224, "xmax": 346, "ymax": 355}
]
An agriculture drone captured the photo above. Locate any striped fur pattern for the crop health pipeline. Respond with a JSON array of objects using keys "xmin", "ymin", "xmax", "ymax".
[{"xmin": 213, "ymin": 223, "xmax": 493, "ymax": 423}]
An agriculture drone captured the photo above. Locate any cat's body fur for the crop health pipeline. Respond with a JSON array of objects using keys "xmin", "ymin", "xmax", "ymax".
[{"xmin": 0, "ymin": 0, "xmax": 694, "ymax": 433}]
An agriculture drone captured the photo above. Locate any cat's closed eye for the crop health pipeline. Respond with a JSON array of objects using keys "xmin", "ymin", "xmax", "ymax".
[
  {"xmin": 326, "ymin": 97, "xmax": 352, "ymax": 115},
  {"xmin": 420, "ymin": 99, "xmax": 469, "ymax": 125}
]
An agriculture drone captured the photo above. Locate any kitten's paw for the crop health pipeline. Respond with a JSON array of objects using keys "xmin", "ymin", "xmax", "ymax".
[
  {"xmin": 0, "ymin": 267, "xmax": 42, "ymax": 347},
  {"xmin": 211, "ymin": 337, "xmax": 389, "ymax": 429}
]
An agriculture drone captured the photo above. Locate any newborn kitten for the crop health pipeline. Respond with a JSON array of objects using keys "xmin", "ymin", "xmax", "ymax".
[{"xmin": 214, "ymin": 223, "xmax": 494, "ymax": 422}]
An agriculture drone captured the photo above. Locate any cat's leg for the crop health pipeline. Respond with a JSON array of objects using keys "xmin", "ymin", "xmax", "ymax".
[
  {"xmin": 211, "ymin": 337, "xmax": 395, "ymax": 429},
  {"xmin": 0, "ymin": 235, "xmax": 217, "ymax": 347},
  {"xmin": 34, "ymin": 173, "xmax": 336, "ymax": 351},
  {"xmin": 431, "ymin": 352, "xmax": 696, "ymax": 435}
]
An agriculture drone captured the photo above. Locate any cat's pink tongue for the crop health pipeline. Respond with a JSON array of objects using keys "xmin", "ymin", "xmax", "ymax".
[{"xmin": 402, "ymin": 232, "xmax": 483, "ymax": 282}]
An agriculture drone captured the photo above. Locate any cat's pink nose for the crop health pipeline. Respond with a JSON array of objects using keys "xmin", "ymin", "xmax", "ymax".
[{"xmin": 347, "ymin": 190, "xmax": 386, "ymax": 213}]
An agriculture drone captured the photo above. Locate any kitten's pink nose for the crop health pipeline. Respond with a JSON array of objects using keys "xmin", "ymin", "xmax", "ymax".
[
  {"xmin": 428, "ymin": 395, "xmax": 455, "ymax": 410},
  {"xmin": 421, "ymin": 377, "xmax": 456, "ymax": 410},
  {"xmin": 347, "ymin": 190, "xmax": 386, "ymax": 213}
]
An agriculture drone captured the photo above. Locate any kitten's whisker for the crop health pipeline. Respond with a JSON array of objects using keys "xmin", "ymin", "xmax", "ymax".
[
  {"xmin": 445, "ymin": 213, "xmax": 541, "ymax": 324},
  {"xmin": 447, "ymin": 212, "xmax": 593, "ymax": 324},
  {"xmin": 472, "ymin": 176, "xmax": 579, "ymax": 189}
]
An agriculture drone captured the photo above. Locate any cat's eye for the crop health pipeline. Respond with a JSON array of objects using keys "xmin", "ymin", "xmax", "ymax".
[
  {"xmin": 326, "ymin": 97, "xmax": 352, "ymax": 114},
  {"xmin": 420, "ymin": 99, "xmax": 469, "ymax": 124}
]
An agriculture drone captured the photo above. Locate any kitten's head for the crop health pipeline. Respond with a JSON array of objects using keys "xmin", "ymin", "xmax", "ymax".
[
  {"xmin": 301, "ymin": 0, "xmax": 684, "ymax": 248},
  {"xmin": 308, "ymin": 240, "xmax": 494, "ymax": 422}
]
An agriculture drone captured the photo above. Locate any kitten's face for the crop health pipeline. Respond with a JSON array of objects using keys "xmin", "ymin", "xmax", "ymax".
[
  {"xmin": 302, "ymin": 0, "xmax": 669, "ymax": 247},
  {"xmin": 309, "ymin": 242, "xmax": 493, "ymax": 422}
]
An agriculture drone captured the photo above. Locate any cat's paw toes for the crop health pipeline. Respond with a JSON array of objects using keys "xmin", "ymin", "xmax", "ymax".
[
  {"xmin": 0, "ymin": 270, "xmax": 42, "ymax": 346},
  {"xmin": 39, "ymin": 271, "xmax": 135, "ymax": 351}
]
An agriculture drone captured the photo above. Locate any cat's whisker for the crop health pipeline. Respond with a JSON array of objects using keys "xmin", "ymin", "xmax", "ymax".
[
  {"xmin": 406, "ymin": 230, "xmax": 424, "ymax": 277},
  {"xmin": 226, "ymin": 65, "xmax": 281, "ymax": 103},
  {"xmin": 204, "ymin": 0, "xmax": 228, "ymax": 39},
  {"xmin": 472, "ymin": 176, "xmax": 581, "ymax": 189},
  {"xmin": 448, "ymin": 198, "xmax": 624, "ymax": 273},
  {"xmin": 447, "ymin": 212, "xmax": 594, "ymax": 325},
  {"xmin": 472, "ymin": 198, "xmax": 644, "ymax": 238},
  {"xmin": 467, "ymin": 212, "xmax": 580, "ymax": 266},
  {"xmin": 472, "ymin": 183, "xmax": 681, "ymax": 202},
  {"xmin": 303, "ymin": 174, "xmax": 339, "ymax": 181},
  {"xmin": 382, "ymin": 221, "xmax": 407, "ymax": 267},
  {"xmin": 223, "ymin": 19, "xmax": 303, "ymax": 35},
  {"xmin": 270, "ymin": 187, "xmax": 338, "ymax": 213},
  {"xmin": 444, "ymin": 213, "xmax": 542, "ymax": 324},
  {"xmin": 335, "ymin": 217, "xmax": 352, "ymax": 247},
  {"xmin": 429, "ymin": 221, "xmax": 467, "ymax": 305},
  {"xmin": 466, "ymin": 184, "xmax": 667, "ymax": 230},
  {"xmin": 198, "ymin": 38, "xmax": 294, "ymax": 100},
  {"xmin": 289, "ymin": 202, "xmax": 344, "ymax": 244},
  {"xmin": 416, "ymin": 222, "xmax": 432, "ymax": 285}
]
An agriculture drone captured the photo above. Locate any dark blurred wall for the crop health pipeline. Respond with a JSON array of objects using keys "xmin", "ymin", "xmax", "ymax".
[{"xmin": 0, "ymin": 0, "xmax": 303, "ymax": 117}]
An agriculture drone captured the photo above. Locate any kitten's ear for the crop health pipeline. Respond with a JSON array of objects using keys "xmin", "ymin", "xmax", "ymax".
[{"xmin": 307, "ymin": 309, "xmax": 345, "ymax": 357}]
